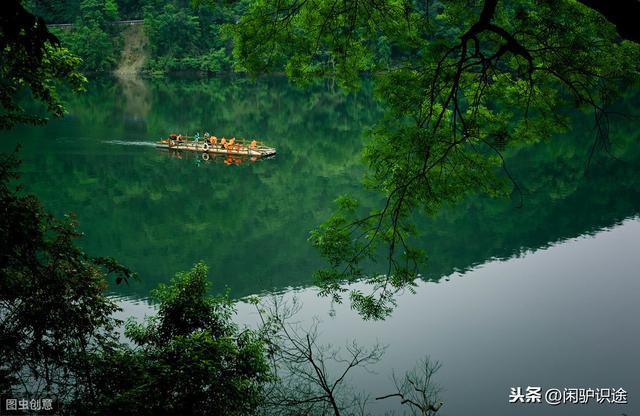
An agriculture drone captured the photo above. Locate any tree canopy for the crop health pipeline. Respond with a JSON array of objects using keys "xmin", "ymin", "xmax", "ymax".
[
  {"xmin": 230, "ymin": 0, "xmax": 640, "ymax": 318},
  {"xmin": 0, "ymin": 0, "xmax": 86, "ymax": 129},
  {"xmin": 92, "ymin": 262, "xmax": 271, "ymax": 416},
  {"xmin": 53, "ymin": 0, "xmax": 123, "ymax": 72}
]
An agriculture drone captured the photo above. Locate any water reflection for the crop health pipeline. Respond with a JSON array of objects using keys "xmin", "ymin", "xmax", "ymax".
[
  {"xmin": 234, "ymin": 217, "xmax": 640, "ymax": 415},
  {"xmin": 115, "ymin": 73, "xmax": 151, "ymax": 132},
  {"xmin": 112, "ymin": 216, "xmax": 640, "ymax": 415},
  {"xmin": 0, "ymin": 76, "xmax": 375, "ymax": 297},
  {"xmin": 0, "ymin": 77, "xmax": 638, "ymax": 301},
  {"xmin": 159, "ymin": 149, "xmax": 274, "ymax": 165}
]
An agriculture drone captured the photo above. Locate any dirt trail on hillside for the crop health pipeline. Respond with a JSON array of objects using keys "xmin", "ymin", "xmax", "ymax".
[
  {"xmin": 115, "ymin": 25, "xmax": 148, "ymax": 75},
  {"xmin": 114, "ymin": 25, "xmax": 150, "ymax": 120}
]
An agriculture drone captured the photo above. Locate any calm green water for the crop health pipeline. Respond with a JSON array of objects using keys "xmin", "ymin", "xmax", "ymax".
[
  {"xmin": 2, "ymin": 76, "xmax": 639, "ymax": 415},
  {"xmin": 1, "ymin": 76, "xmax": 379, "ymax": 296},
  {"xmin": 2, "ymin": 76, "xmax": 639, "ymax": 297}
]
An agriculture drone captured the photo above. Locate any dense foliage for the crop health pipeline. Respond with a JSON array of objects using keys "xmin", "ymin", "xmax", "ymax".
[
  {"xmin": 49, "ymin": 0, "xmax": 123, "ymax": 72},
  {"xmin": 28, "ymin": 0, "xmax": 143, "ymax": 23},
  {"xmin": 90, "ymin": 262, "xmax": 271, "ymax": 415},
  {"xmin": 0, "ymin": 0, "xmax": 86, "ymax": 129},
  {"xmin": 27, "ymin": 0, "xmax": 247, "ymax": 75},
  {"xmin": 230, "ymin": 0, "xmax": 640, "ymax": 318},
  {"xmin": 143, "ymin": 0, "xmax": 246, "ymax": 74}
]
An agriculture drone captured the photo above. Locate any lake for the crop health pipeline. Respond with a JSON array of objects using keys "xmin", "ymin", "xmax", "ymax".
[{"xmin": 1, "ymin": 75, "xmax": 638, "ymax": 415}]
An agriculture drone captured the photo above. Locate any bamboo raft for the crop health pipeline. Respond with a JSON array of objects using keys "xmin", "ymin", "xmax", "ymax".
[{"xmin": 156, "ymin": 134, "xmax": 276, "ymax": 158}]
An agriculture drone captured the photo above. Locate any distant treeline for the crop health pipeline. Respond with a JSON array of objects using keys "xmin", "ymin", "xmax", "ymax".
[
  {"xmin": 24, "ymin": 0, "xmax": 420, "ymax": 76},
  {"xmin": 25, "ymin": 0, "xmax": 248, "ymax": 75}
]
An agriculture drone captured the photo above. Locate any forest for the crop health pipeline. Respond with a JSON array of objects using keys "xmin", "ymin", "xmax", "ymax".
[{"xmin": 26, "ymin": 0, "xmax": 246, "ymax": 74}]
